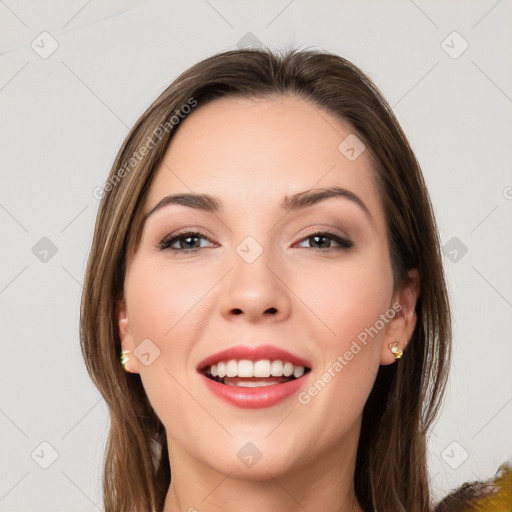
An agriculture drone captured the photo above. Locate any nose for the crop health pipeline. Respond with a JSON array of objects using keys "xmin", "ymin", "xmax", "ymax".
[{"xmin": 219, "ymin": 243, "xmax": 292, "ymax": 324}]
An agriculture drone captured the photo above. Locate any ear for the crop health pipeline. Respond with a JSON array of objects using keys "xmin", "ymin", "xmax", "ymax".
[
  {"xmin": 380, "ymin": 269, "xmax": 420, "ymax": 365},
  {"xmin": 116, "ymin": 299, "xmax": 140, "ymax": 374}
]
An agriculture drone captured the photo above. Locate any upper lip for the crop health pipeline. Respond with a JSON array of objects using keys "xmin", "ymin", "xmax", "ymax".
[{"xmin": 197, "ymin": 344, "xmax": 312, "ymax": 372}]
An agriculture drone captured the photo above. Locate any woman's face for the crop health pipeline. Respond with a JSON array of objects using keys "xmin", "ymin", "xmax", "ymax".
[{"xmin": 118, "ymin": 95, "xmax": 417, "ymax": 481}]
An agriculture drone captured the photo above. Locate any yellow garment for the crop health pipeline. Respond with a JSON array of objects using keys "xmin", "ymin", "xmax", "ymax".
[{"xmin": 467, "ymin": 463, "xmax": 512, "ymax": 511}]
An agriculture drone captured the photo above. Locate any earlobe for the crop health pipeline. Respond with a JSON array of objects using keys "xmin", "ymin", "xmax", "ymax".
[
  {"xmin": 116, "ymin": 300, "xmax": 140, "ymax": 374},
  {"xmin": 380, "ymin": 269, "xmax": 420, "ymax": 365}
]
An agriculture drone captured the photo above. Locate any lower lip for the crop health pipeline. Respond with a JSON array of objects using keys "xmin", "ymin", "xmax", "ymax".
[{"xmin": 200, "ymin": 374, "xmax": 309, "ymax": 409}]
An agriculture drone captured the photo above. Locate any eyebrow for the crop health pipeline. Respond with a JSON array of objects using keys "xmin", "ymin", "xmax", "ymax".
[{"xmin": 142, "ymin": 185, "xmax": 372, "ymax": 225}]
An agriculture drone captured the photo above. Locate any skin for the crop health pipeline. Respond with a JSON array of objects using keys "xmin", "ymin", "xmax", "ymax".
[{"xmin": 117, "ymin": 95, "xmax": 419, "ymax": 512}]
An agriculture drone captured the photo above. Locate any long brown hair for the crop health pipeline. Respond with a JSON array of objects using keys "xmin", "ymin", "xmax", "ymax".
[{"xmin": 80, "ymin": 48, "xmax": 452, "ymax": 512}]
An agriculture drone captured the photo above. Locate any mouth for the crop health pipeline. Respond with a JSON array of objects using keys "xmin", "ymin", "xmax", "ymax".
[
  {"xmin": 201, "ymin": 359, "xmax": 311, "ymax": 387},
  {"xmin": 196, "ymin": 345, "xmax": 312, "ymax": 408}
]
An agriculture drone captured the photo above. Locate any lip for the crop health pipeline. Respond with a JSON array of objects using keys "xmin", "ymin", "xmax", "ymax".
[
  {"xmin": 197, "ymin": 344, "xmax": 312, "ymax": 409},
  {"xmin": 196, "ymin": 344, "xmax": 312, "ymax": 371},
  {"xmin": 200, "ymin": 372, "xmax": 311, "ymax": 409}
]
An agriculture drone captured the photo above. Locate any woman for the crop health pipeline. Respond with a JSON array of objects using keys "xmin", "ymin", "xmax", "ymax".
[{"xmin": 80, "ymin": 48, "xmax": 477, "ymax": 511}]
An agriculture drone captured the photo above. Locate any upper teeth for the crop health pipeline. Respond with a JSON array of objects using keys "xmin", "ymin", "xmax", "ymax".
[{"xmin": 208, "ymin": 360, "xmax": 306, "ymax": 379}]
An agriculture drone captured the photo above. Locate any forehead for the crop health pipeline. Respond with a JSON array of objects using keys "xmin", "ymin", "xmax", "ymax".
[{"xmin": 145, "ymin": 95, "xmax": 384, "ymax": 224}]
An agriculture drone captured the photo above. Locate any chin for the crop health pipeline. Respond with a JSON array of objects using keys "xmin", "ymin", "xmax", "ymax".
[{"xmin": 184, "ymin": 433, "xmax": 306, "ymax": 480}]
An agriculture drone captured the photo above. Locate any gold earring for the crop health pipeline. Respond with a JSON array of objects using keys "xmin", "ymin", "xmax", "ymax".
[
  {"xmin": 120, "ymin": 349, "xmax": 130, "ymax": 370},
  {"xmin": 389, "ymin": 341, "xmax": 403, "ymax": 359}
]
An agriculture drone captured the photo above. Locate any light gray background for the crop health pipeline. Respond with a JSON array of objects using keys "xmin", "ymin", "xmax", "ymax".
[{"xmin": 1, "ymin": 1, "xmax": 511, "ymax": 510}]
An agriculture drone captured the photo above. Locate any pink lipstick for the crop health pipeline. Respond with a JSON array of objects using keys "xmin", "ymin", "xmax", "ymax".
[{"xmin": 197, "ymin": 344, "xmax": 312, "ymax": 409}]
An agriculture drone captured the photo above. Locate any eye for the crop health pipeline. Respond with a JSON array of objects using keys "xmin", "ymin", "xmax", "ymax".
[
  {"xmin": 295, "ymin": 230, "xmax": 353, "ymax": 251},
  {"xmin": 158, "ymin": 231, "xmax": 216, "ymax": 252},
  {"xmin": 157, "ymin": 229, "xmax": 353, "ymax": 253}
]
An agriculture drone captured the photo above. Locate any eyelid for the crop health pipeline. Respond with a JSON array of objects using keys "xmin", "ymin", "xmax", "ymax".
[{"xmin": 295, "ymin": 225, "xmax": 351, "ymax": 241}]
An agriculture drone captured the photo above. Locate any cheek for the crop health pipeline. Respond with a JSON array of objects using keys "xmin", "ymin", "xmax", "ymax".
[
  {"xmin": 123, "ymin": 257, "xmax": 224, "ymax": 409},
  {"xmin": 292, "ymin": 251, "xmax": 393, "ymax": 410},
  {"xmin": 294, "ymin": 262, "xmax": 392, "ymax": 434},
  {"xmin": 294, "ymin": 250, "xmax": 394, "ymax": 354},
  {"xmin": 125, "ymin": 258, "xmax": 215, "ymax": 344},
  {"xmin": 123, "ymin": 259, "xmax": 211, "ymax": 427}
]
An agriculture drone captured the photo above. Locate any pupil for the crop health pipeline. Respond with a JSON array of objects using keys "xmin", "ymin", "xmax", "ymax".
[
  {"xmin": 182, "ymin": 236, "xmax": 199, "ymax": 249},
  {"xmin": 312, "ymin": 235, "xmax": 328, "ymax": 248}
]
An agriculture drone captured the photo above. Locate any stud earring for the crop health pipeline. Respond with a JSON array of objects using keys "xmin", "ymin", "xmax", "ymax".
[
  {"xmin": 120, "ymin": 349, "xmax": 130, "ymax": 370},
  {"xmin": 389, "ymin": 341, "xmax": 403, "ymax": 359}
]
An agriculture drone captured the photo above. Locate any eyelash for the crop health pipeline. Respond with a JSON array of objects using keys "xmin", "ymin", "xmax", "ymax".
[{"xmin": 157, "ymin": 229, "xmax": 354, "ymax": 253}]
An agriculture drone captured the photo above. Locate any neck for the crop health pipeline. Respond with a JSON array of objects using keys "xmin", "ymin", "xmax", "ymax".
[{"xmin": 163, "ymin": 430, "xmax": 364, "ymax": 512}]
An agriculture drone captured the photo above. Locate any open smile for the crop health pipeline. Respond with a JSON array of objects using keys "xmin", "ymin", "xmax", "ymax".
[{"xmin": 197, "ymin": 345, "xmax": 312, "ymax": 408}]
